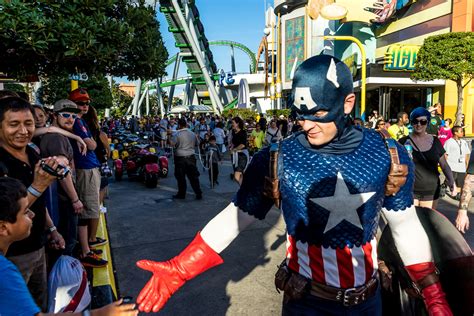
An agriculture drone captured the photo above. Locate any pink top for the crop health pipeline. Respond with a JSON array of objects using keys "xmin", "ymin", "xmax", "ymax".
[{"xmin": 438, "ymin": 127, "xmax": 453, "ymax": 146}]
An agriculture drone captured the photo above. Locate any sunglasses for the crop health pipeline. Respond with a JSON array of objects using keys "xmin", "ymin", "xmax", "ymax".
[
  {"xmin": 411, "ymin": 119, "xmax": 428, "ymax": 126},
  {"xmin": 58, "ymin": 113, "xmax": 78, "ymax": 119},
  {"xmin": 378, "ymin": 122, "xmax": 385, "ymax": 125},
  {"xmin": 76, "ymin": 101, "xmax": 90, "ymax": 106}
]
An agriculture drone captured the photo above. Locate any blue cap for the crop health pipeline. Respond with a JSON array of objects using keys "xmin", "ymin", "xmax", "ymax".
[{"xmin": 409, "ymin": 107, "xmax": 430, "ymax": 121}]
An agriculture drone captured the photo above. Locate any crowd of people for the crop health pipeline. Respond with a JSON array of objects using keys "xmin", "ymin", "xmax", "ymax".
[
  {"xmin": 366, "ymin": 105, "xmax": 472, "ymax": 232},
  {"xmin": 0, "ymin": 75, "xmax": 472, "ymax": 315},
  {"xmin": 102, "ymin": 104, "xmax": 472, "ymax": 233},
  {"xmin": 0, "ymin": 90, "xmax": 137, "ymax": 316}
]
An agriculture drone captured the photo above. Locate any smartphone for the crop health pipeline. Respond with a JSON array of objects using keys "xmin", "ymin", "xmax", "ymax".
[{"xmin": 121, "ymin": 296, "xmax": 133, "ymax": 304}]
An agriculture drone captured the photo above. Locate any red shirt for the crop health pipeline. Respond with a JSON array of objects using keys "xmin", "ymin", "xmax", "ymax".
[{"xmin": 438, "ymin": 127, "xmax": 453, "ymax": 147}]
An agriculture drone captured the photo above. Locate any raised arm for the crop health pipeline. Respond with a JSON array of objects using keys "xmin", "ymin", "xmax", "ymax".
[{"xmin": 35, "ymin": 126, "xmax": 87, "ymax": 155}]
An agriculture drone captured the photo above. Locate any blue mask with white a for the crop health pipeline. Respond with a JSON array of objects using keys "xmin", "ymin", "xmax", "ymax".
[{"xmin": 289, "ymin": 55, "xmax": 354, "ymax": 136}]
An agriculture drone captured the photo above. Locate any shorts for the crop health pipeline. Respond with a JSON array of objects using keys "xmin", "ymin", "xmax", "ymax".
[
  {"xmin": 233, "ymin": 153, "xmax": 248, "ymax": 173},
  {"xmin": 414, "ymin": 185, "xmax": 440, "ymax": 201},
  {"xmin": 76, "ymin": 168, "xmax": 101, "ymax": 219},
  {"xmin": 160, "ymin": 131, "xmax": 167, "ymax": 141},
  {"xmin": 100, "ymin": 176, "xmax": 109, "ymax": 190},
  {"xmin": 453, "ymin": 172, "xmax": 466, "ymax": 188}
]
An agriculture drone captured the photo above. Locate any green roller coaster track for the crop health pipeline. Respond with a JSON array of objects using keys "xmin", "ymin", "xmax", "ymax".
[
  {"xmin": 208, "ymin": 40, "xmax": 257, "ymax": 73},
  {"xmin": 165, "ymin": 40, "xmax": 256, "ymax": 73}
]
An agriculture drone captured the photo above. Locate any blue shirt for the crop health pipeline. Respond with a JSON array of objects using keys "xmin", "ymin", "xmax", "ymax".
[
  {"xmin": 0, "ymin": 255, "xmax": 41, "ymax": 316},
  {"xmin": 72, "ymin": 118, "xmax": 100, "ymax": 169}
]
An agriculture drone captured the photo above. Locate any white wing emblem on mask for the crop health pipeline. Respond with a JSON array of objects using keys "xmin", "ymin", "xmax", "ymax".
[
  {"xmin": 327, "ymin": 58, "xmax": 340, "ymax": 88},
  {"xmin": 293, "ymin": 87, "xmax": 318, "ymax": 111}
]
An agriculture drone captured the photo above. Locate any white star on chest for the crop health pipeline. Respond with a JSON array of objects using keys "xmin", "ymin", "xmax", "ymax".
[{"xmin": 310, "ymin": 172, "xmax": 376, "ymax": 233}]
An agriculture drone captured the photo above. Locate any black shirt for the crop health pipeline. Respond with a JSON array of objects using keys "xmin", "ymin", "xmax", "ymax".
[
  {"xmin": 0, "ymin": 146, "xmax": 46, "ymax": 256},
  {"xmin": 231, "ymin": 129, "xmax": 248, "ymax": 149},
  {"xmin": 399, "ymin": 136, "xmax": 445, "ymax": 194}
]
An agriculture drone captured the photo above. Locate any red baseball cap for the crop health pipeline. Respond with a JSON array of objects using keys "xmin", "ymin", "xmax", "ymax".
[{"xmin": 69, "ymin": 88, "xmax": 90, "ymax": 102}]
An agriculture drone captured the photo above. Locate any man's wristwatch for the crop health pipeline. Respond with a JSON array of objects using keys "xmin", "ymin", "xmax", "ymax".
[{"xmin": 47, "ymin": 226, "xmax": 57, "ymax": 233}]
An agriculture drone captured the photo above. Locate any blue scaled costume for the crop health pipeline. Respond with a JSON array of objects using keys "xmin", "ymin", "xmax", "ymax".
[
  {"xmin": 235, "ymin": 128, "xmax": 413, "ymax": 249},
  {"xmin": 136, "ymin": 55, "xmax": 452, "ymax": 316}
]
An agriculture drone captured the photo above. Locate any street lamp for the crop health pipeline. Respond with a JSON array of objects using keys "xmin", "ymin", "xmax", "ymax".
[{"xmin": 323, "ymin": 35, "xmax": 367, "ymax": 121}]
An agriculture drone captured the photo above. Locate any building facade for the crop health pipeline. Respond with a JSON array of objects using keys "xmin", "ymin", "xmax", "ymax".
[{"xmin": 274, "ymin": 0, "xmax": 473, "ymax": 135}]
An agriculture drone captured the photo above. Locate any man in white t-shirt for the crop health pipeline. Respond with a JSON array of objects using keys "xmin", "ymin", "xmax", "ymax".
[{"xmin": 444, "ymin": 126, "xmax": 470, "ymax": 196}]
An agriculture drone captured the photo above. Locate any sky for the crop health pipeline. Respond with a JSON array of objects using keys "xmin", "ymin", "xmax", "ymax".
[
  {"xmin": 119, "ymin": 0, "xmax": 269, "ymax": 85},
  {"xmin": 158, "ymin": 0, "xmax": 268, "ymax": 77}
]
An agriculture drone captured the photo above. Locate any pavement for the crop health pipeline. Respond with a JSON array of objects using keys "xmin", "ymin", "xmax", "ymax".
[{"xmin": 107, "ymin": 155, "xmax": 473, "ymax": 316}]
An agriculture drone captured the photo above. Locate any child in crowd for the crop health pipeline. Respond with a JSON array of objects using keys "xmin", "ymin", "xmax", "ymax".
[
  {"xmin": 438, "ymin": 118, "xmax": 453, "ymax": 147},
  {"xmin": 206, "ymin": 136, "xmax": 222, "ymax": 186},
  {"xmin": 0, "ymin": 177, "xmax": 137, "ymax": 316}
]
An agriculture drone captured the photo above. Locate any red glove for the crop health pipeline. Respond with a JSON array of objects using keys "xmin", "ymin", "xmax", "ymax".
[
  {"xmin": 136, "ymin": 232, "xmax": 223, "ymax": 313},
  {"xmin": 405, "ymin": 262, "xmax": 453, "ymax": 316}
]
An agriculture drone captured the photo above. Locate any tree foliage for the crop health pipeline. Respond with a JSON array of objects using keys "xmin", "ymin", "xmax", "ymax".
[
  {"xmin": 222, "ymin": 108, "xmax": 258, "ymax": 120},
  {"xmin": 110, "ymin": 82, "xmax": 133, "ymax": 117},
  {"xmin": 38, "ymin": 71, "xmax": 112, "ymax": 109},
  {"xmin": 4, "ymin": 82, "xmax": 25, "ymax": 93},
  {"xmin": 412, "ymin": 32, "xmax": 474, "ymax": 124},
  {"xmin": 0, "ymin": 0, "xmax": 168, "ymax": 80}
]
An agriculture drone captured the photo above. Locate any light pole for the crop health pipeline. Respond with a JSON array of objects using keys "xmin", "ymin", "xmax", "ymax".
[{"xmin": 323, "ymin": 35, "xmax": 367, "ymax": 121}]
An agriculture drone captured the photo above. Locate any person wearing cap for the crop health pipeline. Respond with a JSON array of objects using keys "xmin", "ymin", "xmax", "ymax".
[
  {"xmin": 135, "ymin": 56, "xmax": 452, "ymax": 315},
  {"xmin": 39, "ymin": 100, "xmax": 87, "ymax": 260},
  {"xmin": 68, "ymin": 88, "xmax": 108, "ymax": 268},
  {"xmin": 399, "ymin": 107, "xmax": 455, "ymax": 209},
  {"xmin": 426, "ymin": 105, "xmax": 442, "ymax": 136}
]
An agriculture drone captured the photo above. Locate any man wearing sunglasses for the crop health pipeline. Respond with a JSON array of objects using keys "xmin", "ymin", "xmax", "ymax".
[
  {"xmin": 39, "ymin": 100, "xmax": 84, "ymax": 258},
  {"xmin": 68, "ymin": 88, "xmax": 107, "ymax": 268}
]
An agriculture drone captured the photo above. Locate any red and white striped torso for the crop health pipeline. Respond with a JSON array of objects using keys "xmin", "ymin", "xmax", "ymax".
[{"xmin": 286, "ymin": 234, "xmax": 378, "ymax": 288}]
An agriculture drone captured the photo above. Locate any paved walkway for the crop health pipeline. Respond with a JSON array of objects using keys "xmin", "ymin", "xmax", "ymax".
[{"xmin": 107, "ymin": 157, "xmax": 473, "ymax": 315}]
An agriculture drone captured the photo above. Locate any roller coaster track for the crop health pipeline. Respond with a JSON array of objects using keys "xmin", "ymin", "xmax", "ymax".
[
  {"xmin": 159, "ymin": 0, "xmax": 255, "ymax": 111},
  {"xmin": 165, "ymin": 40, "xmax": 256, "ymax": 73},
  {"xmin": 208, "ymin": 40, "xmax": 256, "ymax": 73}
]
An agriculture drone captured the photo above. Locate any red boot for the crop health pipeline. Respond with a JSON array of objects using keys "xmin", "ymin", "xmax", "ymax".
[
  {"xmin": 405, "ymin": 262, "xmax": 453, "ymax": 316},
  {"xmin": 136, "ymin": 232, "xmax": 223, "ymax": 313}
]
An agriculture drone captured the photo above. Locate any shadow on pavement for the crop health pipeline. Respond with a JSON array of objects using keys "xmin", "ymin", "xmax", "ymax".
[{"xmin": 108, "ymin": 161, "xmax": 286, "ymax": 316}]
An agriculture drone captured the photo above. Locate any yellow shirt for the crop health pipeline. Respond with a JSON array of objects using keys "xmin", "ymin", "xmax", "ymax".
[
  {"xmin": 251, "ymin": 130, "xmax": 265, "ymax": 149},
  {"xmin": 387, "ymin": 124, "xmax": 409, "ymax": 140}
]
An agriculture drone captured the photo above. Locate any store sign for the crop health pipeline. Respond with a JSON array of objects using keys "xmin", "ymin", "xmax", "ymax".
[
  {"xmin": 343, "ymin": 53, "xmax": 358, "ymax": 78},
  {"xmin": 384, "ymin": 45, "xmax": 420, "ymax": 71},
  {"xmin": 68, "ymin": 73, "xmax": 88, "ymax": 81}
]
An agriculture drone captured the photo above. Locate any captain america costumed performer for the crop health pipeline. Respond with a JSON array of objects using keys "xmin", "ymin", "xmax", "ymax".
[{"xmin": 135, "ymin": 55, "xmax": 452, "ymax": 315}]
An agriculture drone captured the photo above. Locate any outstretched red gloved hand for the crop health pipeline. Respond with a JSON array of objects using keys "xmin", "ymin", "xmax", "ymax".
[
  {"xmin": 136, "ymin": 232, "xmax": 223, "ymax": 313},
  {"xmin": 405, "ymin": 262, "xmax": 453, "ymax": 316}
]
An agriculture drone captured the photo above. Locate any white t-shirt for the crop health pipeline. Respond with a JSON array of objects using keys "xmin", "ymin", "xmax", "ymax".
[{"xmin": 444, "ymin": 138, "xmax": 470, "ymax": 172}]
